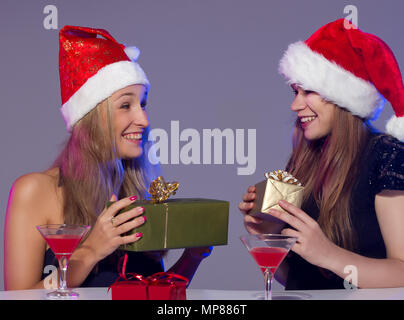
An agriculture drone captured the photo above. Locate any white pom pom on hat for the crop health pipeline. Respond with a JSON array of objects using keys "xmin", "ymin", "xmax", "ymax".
[{"xmin": 124, "ymin": 46, "xmax": 140, "ymax": 61}]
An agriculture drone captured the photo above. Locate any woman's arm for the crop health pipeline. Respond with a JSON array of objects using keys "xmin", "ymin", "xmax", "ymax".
[
  {"xmin": 3, "ymin": 173, "xmax": 100, "ymax": 290},
  {"xmin": 4, "ymin": 173, "xmax": 146, "ymax": 289},
  {"xmin": 271, "ymin": 192, "xmax": 404, "ymax": 288},
  {"xmin": 323, "ymin": 190, "xmax": 404, "ymax": 288},
  {"xmin": 239, "ymin": 186, "xmax": 286, "ymax": 235},
  {"xmin": 167, "ymin": 247, "xmax": 212, "ymax": 284},
  {"xmin": 66, "ymin": 195, "xmax": 146, "ymax": 287},
  {"xmin": 4, "ymin": 173, "xmax": 59, "ymax": 290}
]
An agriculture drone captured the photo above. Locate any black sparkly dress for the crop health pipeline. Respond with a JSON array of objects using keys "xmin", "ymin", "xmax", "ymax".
[{"xmin": 285, "ymin": 133, "xmax": 404, "ymax": 290}]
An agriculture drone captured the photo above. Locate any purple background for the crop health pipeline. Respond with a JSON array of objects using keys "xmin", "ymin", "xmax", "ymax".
[{"xmin": 1, "ymin": 0, "xmax": 403, "ymax": 291}]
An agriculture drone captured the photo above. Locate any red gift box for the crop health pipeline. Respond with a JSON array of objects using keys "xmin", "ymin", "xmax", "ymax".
[
  {"xmin": 108, "ymin": 254, "xmax": 188, "ymax": 300},
  {"xmin": 148, "ymin": 283, "xmax": 186, "ymax": 300},
  {"xmin": 147, "ymin": 272, "xmax": 187, "ymax": 300},
  {"xmin": 110, "ymin": 281, "xmax": 148, "ymax": 300}
]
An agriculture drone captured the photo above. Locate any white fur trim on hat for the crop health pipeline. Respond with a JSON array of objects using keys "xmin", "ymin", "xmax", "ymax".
[
  {"xmin": 279, "ymin": 41, "xmax": 385, "ymax": 119},
  {"xmin": 61, "ymin": 60, "xmax": 149, "ymax": 132},
  {"xmin": 386, "ymin": 115, "xmax": 404, "ymax": 141}
]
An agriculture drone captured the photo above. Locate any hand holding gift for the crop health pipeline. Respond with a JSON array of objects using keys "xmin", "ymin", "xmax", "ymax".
[
  {"xmin": 84, "ymin": 194, "xmax": 145, "ymax": 262},
  {"xmin": 250, "ymin": 170, "xmax": 304, "ymax": 217},
  {"xmin": 109, "ymin": 176, "xmax": 229, "ymax": 252}
]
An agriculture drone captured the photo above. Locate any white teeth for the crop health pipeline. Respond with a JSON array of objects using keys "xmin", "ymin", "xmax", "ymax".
[
  {"xmin": 123, "ymin": 133, "xmax": 142, "ymax": 140},
  {"xmin": 300, "ymin": 116, "xmax": 317, "ymax": 123}
]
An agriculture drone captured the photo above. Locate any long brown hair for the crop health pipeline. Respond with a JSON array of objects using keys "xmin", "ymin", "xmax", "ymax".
[
  {"xmin": 286, "ymin": 106, "xmax": 372, "ymax": 250},
  {"xmin": 52, "ymin": 97, "xmax": 159, "ymax": 226}
]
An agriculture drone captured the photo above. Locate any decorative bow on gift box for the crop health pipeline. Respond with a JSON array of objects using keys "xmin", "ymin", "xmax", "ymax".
[
  {"xmin": 108, "ymin": 254, "xmax": 189, "ymax": 300},
  {"xmin": 148, "ymin": 176, "xmax": 179, "ymax": 203},
  {"xmin": 109, "ymin": 176, "xmax": 229, "ymax": 252}
]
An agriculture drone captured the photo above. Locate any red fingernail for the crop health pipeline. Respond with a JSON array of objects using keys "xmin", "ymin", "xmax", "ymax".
[
  {"xmin": 130, "ymin": 196, "xmax": 137, "ymax": 201},
  {"xmin": 135, "ymin": 232, "xmax": 143, "ymax": 238},
  {"xmin": 143, "ymin": 215, "xmax": 147, "ymax": 222}
]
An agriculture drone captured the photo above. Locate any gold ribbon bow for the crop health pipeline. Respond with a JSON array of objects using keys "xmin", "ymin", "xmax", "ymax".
[{"xmin": 148, "ymin": 176, "xmax": 179, "ymax": 203}]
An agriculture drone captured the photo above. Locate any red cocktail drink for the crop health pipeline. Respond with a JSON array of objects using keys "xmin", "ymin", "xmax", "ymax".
[
  {"xmin": 240, "ymin": 234, "xmax": 297, "ymax": 300},
  {"xmin": 45, "ymin": 234, "xmax": 84, "ymax": 260},
  {"xmin": 249, "ymin": 247, "xmax": 288, "ymax": 274},
  {"xmin": 36, "ymin": 224, "xmax": 90, "ymax": 300}
]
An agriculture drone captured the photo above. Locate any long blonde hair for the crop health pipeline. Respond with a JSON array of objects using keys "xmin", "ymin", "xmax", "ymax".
[
  {"xmin": 52, "ymin": 97, "xmax": 159, "ymax": 226},
  {"xmin": 286, "ymin": 106, "xmax": 372, "ymax": 250}
]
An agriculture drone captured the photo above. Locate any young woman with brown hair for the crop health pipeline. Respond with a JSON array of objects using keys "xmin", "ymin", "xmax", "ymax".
[
  {"xmin": 239, "ymin": 19, "xmax": 404, "ymax": 289},
  {"xmin": 4, "ymin": 26, "xmax": 211, "ymax": 290}
]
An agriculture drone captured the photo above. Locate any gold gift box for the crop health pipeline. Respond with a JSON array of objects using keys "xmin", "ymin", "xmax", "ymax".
[{"xmin": 249, "ymin": 171, "xmax": 304, "ymax": 220}]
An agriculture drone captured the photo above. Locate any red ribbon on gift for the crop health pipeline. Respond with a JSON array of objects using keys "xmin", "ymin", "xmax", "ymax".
[
  {"xmin": 147, "ymin": 271, "xmax": 189, "ymax": 286},
  {"xmin": 108, "ymin": 253, "xmax": 149, "ymax": 291},
  {"xmin": 108, "ymin": 253, "xmax": 189, "ymax": 299}
]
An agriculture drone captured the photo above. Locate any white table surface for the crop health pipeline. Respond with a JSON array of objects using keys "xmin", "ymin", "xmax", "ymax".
[{"xmin": 1, "ymin": 287, "xmax": 404, "ymax": 300}]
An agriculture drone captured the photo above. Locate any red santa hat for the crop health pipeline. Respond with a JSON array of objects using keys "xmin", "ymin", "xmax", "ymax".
[
  {"xmin": 59, "ymin": 25, "xmax": 149, "ymax": 132},
  {"xmin": 279, "ymin": 19, "xmax": 404, "ymax": 141}
]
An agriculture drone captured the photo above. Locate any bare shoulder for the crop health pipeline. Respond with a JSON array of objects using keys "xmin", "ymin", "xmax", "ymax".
[
  {"xmin": 7, "ymin": 168, "xmax": 63, "ymax": 224},
  {"xmin": 11, "ymin": 169, "xmax": 58, "ymax": 202},
  {"xmin": 4, "ymin": 168, "xmax": 63, "ymax": 289}
]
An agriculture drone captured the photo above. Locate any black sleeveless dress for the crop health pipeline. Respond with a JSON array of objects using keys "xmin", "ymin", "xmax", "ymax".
[
  {"xmin": 285, "ymin": 134, "xmax": 404, "ymax": 290},
  {"xmin": 41, "ymin": 249, "xmax": 164, "ymax": 287}
]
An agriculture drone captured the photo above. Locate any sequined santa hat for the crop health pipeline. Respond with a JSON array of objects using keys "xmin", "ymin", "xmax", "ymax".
[
  {"xmin": 59, "ymin": 25, "xmax": 149, "ymax": 131},
  {"xmin": 279, "ymin": 19, "xmax": 404, "ymax": 141}
]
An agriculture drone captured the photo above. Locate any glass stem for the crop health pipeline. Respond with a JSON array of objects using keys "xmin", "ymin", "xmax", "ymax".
[
  {"xmin": 264, "ymin": 268, "xmax": 273, "ymax": 300},
  {"xmin": 58, "ymin": 256, "xmax": 68, "ymax": 291}
]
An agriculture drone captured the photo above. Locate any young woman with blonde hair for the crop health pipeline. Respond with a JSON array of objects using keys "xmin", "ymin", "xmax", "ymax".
[
  {"xmin": 239, "ymin": 19, "xmax": 404, "ymax": 289},
  {"xmin": 4, "ymin": 25, "xmax": 211, "ymax": 290}
]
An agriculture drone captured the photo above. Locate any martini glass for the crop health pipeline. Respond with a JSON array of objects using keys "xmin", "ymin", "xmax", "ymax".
[
  {"xmin": 36, "ymin": 224, "xmax": 90, "ymax": 300},
  {"xmin": 240, "ymin": 234, "xmax": 297, "ymax": 300}
]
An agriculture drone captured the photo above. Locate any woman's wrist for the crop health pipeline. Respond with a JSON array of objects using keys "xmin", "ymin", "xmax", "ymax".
[
  {"xmin": 183, "ymin": 247, "xmax": 212, "ymax": 262},
  {"xmin": 77, "ymin": 233, "xmax": 107, "ymax": 264},
  {"xmin": 317, "ymin": 241, "xmax": 344, "ymax": 272},
  {"xmin": 66, "ymin": 243, "xmax": 99, "ymax": 287},
  {"xmin": 182, "ymin": 249, "xmax": 204, "ymax": 263},
  {"xmin": 75, "ymin": 243, "xmax": 99, "ymax": 266},
  {"xmin": 167, "ymin": 248, "xmax": 206, "ymax": 284}
]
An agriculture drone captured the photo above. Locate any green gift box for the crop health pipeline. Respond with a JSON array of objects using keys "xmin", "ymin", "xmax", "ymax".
[{"xmin": 110, "ymin": 198, "xmax": 229, "ymax": 252}]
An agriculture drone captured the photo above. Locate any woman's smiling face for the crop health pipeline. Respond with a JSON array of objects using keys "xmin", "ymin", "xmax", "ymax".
[
  {"xmin": 290, "ymin": 84, "xmax": 336, "ymax": 141},
  {"xmin": 110, "ymin": 84, "xmax": 149, "ymax": 159}
]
